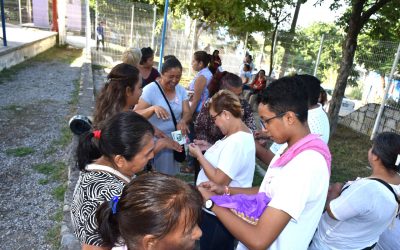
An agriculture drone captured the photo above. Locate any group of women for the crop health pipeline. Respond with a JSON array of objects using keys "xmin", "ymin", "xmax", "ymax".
[{"xmin": 70, "ymin": 47, "xmax": 400, "ymax": 250}]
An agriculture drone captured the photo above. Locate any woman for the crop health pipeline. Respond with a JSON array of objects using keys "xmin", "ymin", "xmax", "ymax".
[
  {"xmin": 249, "ymin": 69, "xmax": 267, "ymax": 94},
  {"xmin": 96, "ymin": 173, "xmax": 203, "ymax": 250},
  {"xmin": 121, "ymin": 47, "xmax": 141, "ymax": 67},
  {"xmin": 195, "ymin": 72, "xmax": 257, "ymax": 145},
  {"xmin": 240, "ymin": 64, "xmax": 252, "ymax": 86},
  {"xmin": 189, "ymin": 51, "xmax": 213, "ymax": 117},
  {"xmin": 93, "ymin": 63, "xmax": 180, "ymax": 157},
  {"xmin": 139, "ymin": 47, "xmax": 160, "ymax": 87},
  {"xmin": 189, "ymin": 89, "xmax": 256, "ymax": 250},
  {"xmin": 135, "ymin": 57, "xmax": 191, "ymax": 175},
  {"xmin": 209, "ymin": 50, "xmax": 222, "ymax": 74},
  {"xmin": 198, "ymin": 76, "xmax": 331, "ymax": 250},
  {"xmin": 71, "ymin": 112, "xmax": 155, "ymax": 250},
  {"xmin": 309, "ymin": 132, "xmax": 400, "ymax": 250}
]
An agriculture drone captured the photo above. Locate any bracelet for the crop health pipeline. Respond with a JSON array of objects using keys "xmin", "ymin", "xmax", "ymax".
[{"xmin": 224, "ymin": 186, "xmax": 231, "ymax": 196}]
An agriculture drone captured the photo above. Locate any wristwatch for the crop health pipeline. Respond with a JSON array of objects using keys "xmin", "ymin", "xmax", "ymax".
[{"xmin": 205, "ymin": 199, "xmax": 214, "ymax": 211}]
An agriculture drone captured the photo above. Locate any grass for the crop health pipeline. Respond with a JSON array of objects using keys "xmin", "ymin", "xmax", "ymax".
[
  {"xmin": 3, "ymin": 104, "xmax": 23, "ymax": 112},
  {"xmin": 5, "ymin": 147, "xmax": 35, "ymax": 157},
  {"xmin": 68, "ymin": 79, "xmax": 80, "ymax": 106},
  {"xmin": 33, "ymin": 162, "xmax": 68, "ymax": 184},
  {"xmin": 54, "ymin": 125, "xmax": 73, "ymax": 148},
  {"xmin": 52, "ymin": 184, "xmax": 68, "ymax": 202},
  {"xmin": 329, "ymin": 124, "xmax": 371, "ymax": 183},
  {"xmin": 46, "ymin": 223, "xmax": 61, "ymax": 249}
]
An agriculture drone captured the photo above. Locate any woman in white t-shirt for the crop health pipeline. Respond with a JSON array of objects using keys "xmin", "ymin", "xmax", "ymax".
[
  {"xmin": 309, "ymin": 131, "xmax": 400, "ymax": 250},
  {"xmin": 198, "ymin": 76, "xmax": 331, "ymax": 250},
  {"xmin": 189, "ymin": 89, "xmax": 255, "ymax": 250}
]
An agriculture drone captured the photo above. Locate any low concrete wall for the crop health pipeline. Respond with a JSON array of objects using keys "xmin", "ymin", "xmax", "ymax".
[
  {"xmin": 0, "ymin": 34, "xmax": 57, "ymax": 72},
  {"xmin": 339, "ymin": 103, "xmax": 400, "ymax": 135}
]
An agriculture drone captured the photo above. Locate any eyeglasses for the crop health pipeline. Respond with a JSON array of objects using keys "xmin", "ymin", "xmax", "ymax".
[
  {"xmin": 210, "ymin": 110, "xmax": 224, "ymax": 122},
  {"xmin": 260, "ymin": 112, "xmax": 287, "ymax": 127}
]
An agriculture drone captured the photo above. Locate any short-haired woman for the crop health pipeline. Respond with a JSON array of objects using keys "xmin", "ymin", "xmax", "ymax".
[
  {"xmin": 121, "ymin": 47, "xmax": 141, "ymax": 67},
  {"xmin": 71, "ymin": 112, "xmax": 155, "ymax": 249},
  {"xmin": 96, "ymin": 172, "xmax": 203, "ymax": 250},
  {"xmin": 189, "ymin": 89, "xmax": 256, "ymax": 250}
]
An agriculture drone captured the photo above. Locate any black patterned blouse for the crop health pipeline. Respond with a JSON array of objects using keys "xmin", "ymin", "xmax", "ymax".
[
  {"xmin": 194, "ymin": 98, "xmax": 257, "ymax": 145},
  {"xmin": 71, "ymin": 165, "xmax": 126, "ymax": 246}
]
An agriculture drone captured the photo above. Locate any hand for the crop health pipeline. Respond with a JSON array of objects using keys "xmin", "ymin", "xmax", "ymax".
[
  {"xmin": 327, "ymin": 182, "xmax": 344, "ymax": 202},
  {"xmin": 176, "ymin": 121, "xmax": 190, "ymax": 136},
  {"xmin": 198, "ymin": 181, "xmax": 225, "ymax": 195},
  {"xmin": 153, "ymin": 126, "xmax": 167, "ymax": 138},
  {"xmin": 193, "ymin": 139, "xmax": 212, "ymax": 151},
  {"xmin": 158, "ymin": 137, "xmax": 182, "ymax": 152},
  {"xmin": 188, "ymin": 143, "xmax": 202, "ymax": 159},
  {"xmin": 153, "ymin": 106, "xmax": 170, "ymax": 120},
  {"xmin": 197, "ymin": 186, "xmax": 216, "ymax": 201}
]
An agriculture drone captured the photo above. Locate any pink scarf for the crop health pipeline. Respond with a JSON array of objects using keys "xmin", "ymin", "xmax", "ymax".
[{"xmin": 271, "ymin": 134, "xmax": 331, "ymax": 174}]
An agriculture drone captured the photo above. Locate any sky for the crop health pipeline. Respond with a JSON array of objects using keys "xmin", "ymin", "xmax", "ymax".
[{"xmin": 296, "ymin": 0, "xmax": 346, "ymax": 28}]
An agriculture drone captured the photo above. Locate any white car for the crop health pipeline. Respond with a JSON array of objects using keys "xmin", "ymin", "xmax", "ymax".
[{"xmin": 324, "ymin": 88, "xmax": 355, "ymax": 117}]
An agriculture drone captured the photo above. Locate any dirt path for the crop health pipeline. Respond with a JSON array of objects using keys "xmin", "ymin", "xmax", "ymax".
[{"xmin": 0, "ymin": 47, "xmax": 83, "ymax": 249}]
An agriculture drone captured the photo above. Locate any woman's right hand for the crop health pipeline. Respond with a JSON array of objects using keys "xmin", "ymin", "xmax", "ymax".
[
  {"xmin": 152, "ymin": 106, "xmax": 170, "ymax": 120},
  {"xmin": 198, "ymin": 181, "xmax": 225, "ymax": 195}
]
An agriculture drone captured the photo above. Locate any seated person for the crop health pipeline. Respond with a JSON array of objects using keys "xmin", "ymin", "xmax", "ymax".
[
  {"xmin": 198, "ymin": 76, "xmax": 331, "ymax": 250},
  {"xmin": 240, "ymin": 64, "xmax": 252, "ymax": 87},
  {"xmin": 309, "ymin": 131, "xmax": 400, "ymax": 250},
  {"xmin": 96, "ymin": 172, "xmax": 203, "ymax": 250},
  {"xmin": 248, "ymin": 70, "xmax": 267, "ymax": 94}
]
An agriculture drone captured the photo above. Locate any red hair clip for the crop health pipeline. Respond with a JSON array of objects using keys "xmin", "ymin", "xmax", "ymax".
[{"xmin": 93, "ymin": 130, "xmax": 101, "ymax": 139}]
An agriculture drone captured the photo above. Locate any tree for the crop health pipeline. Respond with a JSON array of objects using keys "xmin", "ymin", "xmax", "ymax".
[{"xmin": 327, "ymin": 0, "xmax": 398, "ymax": 134}]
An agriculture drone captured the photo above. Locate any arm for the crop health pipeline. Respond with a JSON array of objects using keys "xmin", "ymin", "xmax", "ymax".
[
  {"xmin": 153, "ymin": 137, "xmax": 182, "ymax": 154},
  {"xmin": 82, "ymin": 244, "xmax": 110, "ymax": 250},
  {"xmin": 255, "ymin": 141, "xmax": 275, "ymax": 166},
  {"xmin": 212, "ymin": 205, "xmax": 291, "ymax": 250},
  {"xmin": 189, "ymin": 75, "xmax": 207, "ymax": 116},
  {"xmin": 134, "ymin": 98, "xmax": 169, "ymax": 120},
  {"xmin": 176, "ymin": 100, "xmax": 191, "ymax": 136},
  {"xmin": 325, "ymin": 182, "xmax": 344, "ymax": 220},
  {"xmin": 190, "ymin": 143, "xmax": 231, "ymax": 185}
]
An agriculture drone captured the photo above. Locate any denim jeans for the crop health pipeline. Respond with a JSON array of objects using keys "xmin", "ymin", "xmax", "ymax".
[{"xmin": 200, "ymin": 211, "xmax": 235, "ymax": 250}]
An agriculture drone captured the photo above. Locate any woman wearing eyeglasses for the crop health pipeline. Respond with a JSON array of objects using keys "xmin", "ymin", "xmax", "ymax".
[{"xmin": 189, "ymin": 89, "xmax": 255, "ymax": 250}]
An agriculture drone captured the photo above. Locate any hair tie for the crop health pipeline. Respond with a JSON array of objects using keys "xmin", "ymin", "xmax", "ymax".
[
  {"xmin": 93, "ymin": 130, "xmax": 101, "ymax": 139},
  {"xmin": 396, "ymin": 154, "xmax": 400, "ymax": 166},
  {"xmin": 110, "ymin": 196, "xmax": 119, "ymax": 215}
]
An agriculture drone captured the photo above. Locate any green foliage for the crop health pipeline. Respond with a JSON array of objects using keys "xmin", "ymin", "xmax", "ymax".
[
  {"xmin": 6, "ymin": 147, "xmax": 35, "ymax": 157},
  {"xmin": 348, "ymin": 86, "xmax": 363, "ymax": 100},
  {"xmin": 33, "ymin": 162, "xmax": 68, "ymax": 183}
]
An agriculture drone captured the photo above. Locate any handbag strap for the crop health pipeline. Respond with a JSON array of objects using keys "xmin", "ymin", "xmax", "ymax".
[
  {"xmin": 340, "ymin": 178, "xmax": 399, "ymax": 204},
  {"xmin": 154, "ymin": 81, "xmax": 177, "ymax": 128}
]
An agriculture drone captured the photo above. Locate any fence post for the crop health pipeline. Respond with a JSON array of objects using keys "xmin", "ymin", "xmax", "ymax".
[
  {"xmin": 313, "ymin": 34, "xmax": 325, "ymax": 77},
  {"xmin": 85, "ymin": 0, "xmax": 91, "ymax": 58},
  {"xmin": 94, "ymin": 0, "xmax": 98, "ymax": 47},
  {"xmin": 18, "ymin": 0, "xmax": 22, "ymax": 24},
  {"xmin": 158, "ymin": 0, "xmax": 169, "ymax": 72},
  {"xmin": 1, "ymin": 0, "xmax": 7, "ymax": 46},
  {"xmin": 130, "ymin": 4, "xmax": 135, "ymax": 46},
  {"xmin": 370, "ymin": 42, "xmax": 400, "ymax": 140},
  {"xmin": 151, "ymin": 5, "xmax": 156, "ymax": 49}
]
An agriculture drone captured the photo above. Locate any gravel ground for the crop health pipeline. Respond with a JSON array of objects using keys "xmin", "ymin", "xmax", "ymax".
[{"xmin": 0, "ymin": 47, "xmax": 83, "ymax": 249}]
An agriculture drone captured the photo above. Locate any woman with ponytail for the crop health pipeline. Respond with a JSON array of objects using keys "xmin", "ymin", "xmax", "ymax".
[
  {"xmin": 71, "ymin": 112, "xmax": 155, "ymax": 250},
  {"xmin": 96, "ymin": 173, "xmax": 203, "ymax": 250}
]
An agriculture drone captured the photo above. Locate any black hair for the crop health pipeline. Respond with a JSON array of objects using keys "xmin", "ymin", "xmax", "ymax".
[
  {"xmin": 161, "ymin": 57, "xmax": 183, "ymax": 74},
  {"xmin": 194, "ymin": 51, "xmax": 211, "ymax": 68},
  {"xmin": 140, "ymin": 47, "xmax": 154, "ymax": 65},
  {"xmin": 96, "ymin": 172, "xmax": 203, "ymax": 248},
  {"xmin": 372, "ymin": 132, "xmax": 400, "ymax": 172},
  {"xmin": 295, "ymin": 74, "xmax": 322, "ymax": 106},
  {"xmin": 259, "ymin": 76, "xmax": 308, "ymax": 123},
  {"xmin": 221, "ymin": 72, "xmax": 242, "ymax": 89},
  {"xmin": 212, "ymin": 50, "xmax": 219, "ymax": 56},
  {"xmin": 243, "ymin": 64, "xmax": 251, "ymax": 71},
  {"xmin": 76, "ymin": 112, "xmax": 154, "ymax": 171},
  {"xmin": 163, "ymin": 55, "xmax": 177, "ymax": 62}
]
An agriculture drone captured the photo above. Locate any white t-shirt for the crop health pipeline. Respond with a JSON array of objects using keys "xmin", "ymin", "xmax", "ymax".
[
  {"xmin": 309, "ymin": 178, "xmax": 400, "ymax": 250},
  {"xmin": 375, "ymin": 218, "xmax": 400, "ymax": 250},
  {"xmin": 270, "ymin": 104, "xmax": 330, "ymax": 154},
  {"xmin": 196, "ymin": 130, "xmax": 255, "ymax": 190},
  {"xmin": 237, "ymin": 147, "xmax": 329, "ymax": 250}
]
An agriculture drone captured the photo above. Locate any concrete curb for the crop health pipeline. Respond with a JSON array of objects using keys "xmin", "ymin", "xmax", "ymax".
[{"xmin": 60, "ymin": 52, "xmax": 95, "ymax": 249}]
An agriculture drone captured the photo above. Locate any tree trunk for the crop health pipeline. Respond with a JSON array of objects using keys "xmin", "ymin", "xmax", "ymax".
[
  {"xmin": 193, "ymin": 21, "xmax": 204, "ymax": 51},
  {"xmin": 328, "ymin": 1, "xmax": 364, "ymax": 134},
  {"xmin": 279, "ymin": 0, "xmax": 303, "ymax": 78},
  {"xmin": 269, "ymin": 25, "xmax": 278, "ymax": 77}
]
